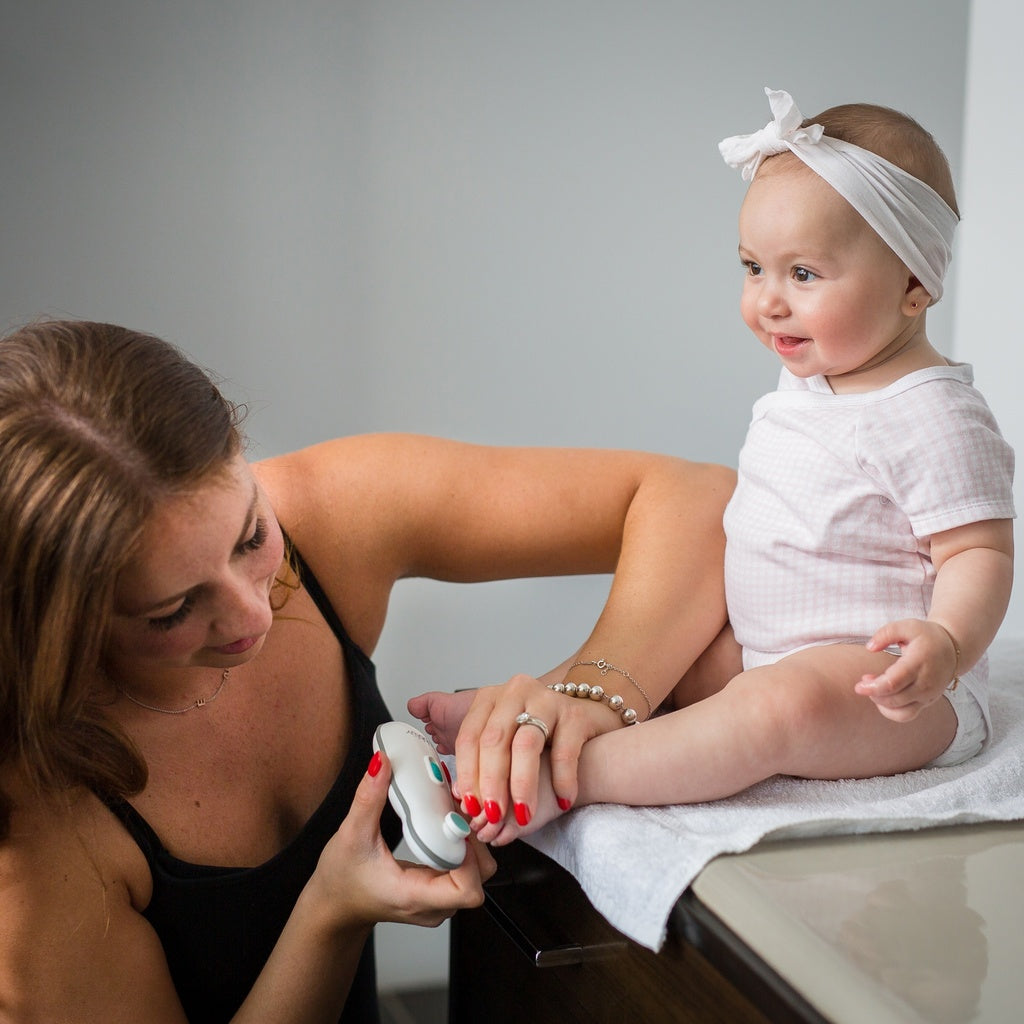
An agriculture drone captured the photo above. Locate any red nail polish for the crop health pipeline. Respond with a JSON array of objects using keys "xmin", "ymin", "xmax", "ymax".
[
  {"xmin": 557, "ymin": 797, "xmax": 573, "ymax": 812},
  {"xmin": 484, "ymin": 800, "xmax": 501, "ymax": 824},
  {"xmin": 514, "ymin": 802, "xmax": 531, "ymax": 826},
  {"xmin": 367, "ymin": 751, "xmax": 382, "ymax": 777},
  {"xmin": 463, "ymin": 794, "xmax": 482, "ymax": 817}
]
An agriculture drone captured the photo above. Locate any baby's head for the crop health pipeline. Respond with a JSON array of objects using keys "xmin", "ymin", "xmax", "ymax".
[{"xmin": 720, "ymin": 90, "xmax": 959, "ymax": 307}]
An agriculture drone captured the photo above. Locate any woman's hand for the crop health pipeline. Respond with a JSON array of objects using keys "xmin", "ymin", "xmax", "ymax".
[
  {"xmin": 413, "ymin": 675, "xmax": 622, "ymax": 843},
  {"xmin": 233, "ymin": 751, "xmax": 497, "ymax": 1019},
  {"xmin": 311, "ymin": 751, "xmax": 496, "ymax": 931}
]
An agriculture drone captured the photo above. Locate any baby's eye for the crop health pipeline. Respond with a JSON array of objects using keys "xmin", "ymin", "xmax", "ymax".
[
  {"xmin": 792, "ymin": 266, "xmax": 817, "ymax": 283},
  {"xmin": 741, "ymin": 259, "xmax": 763, "ymax": 277}
]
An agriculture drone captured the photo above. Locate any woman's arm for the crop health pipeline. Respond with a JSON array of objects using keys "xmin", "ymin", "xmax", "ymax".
[
  {"xmin": 0, "ymin": 778, "xmax": 191, "ymax": 1023},
  {"xmin": 261, "ymin": 434, "xmax": 734, "ymax": 833},
  {"xmin": 444, "ymin": 448, "xmax": 735, "ymax": 830},
  {"xmin": 258, "ymin": 432, "xmax": 733, "ymax": 664}
]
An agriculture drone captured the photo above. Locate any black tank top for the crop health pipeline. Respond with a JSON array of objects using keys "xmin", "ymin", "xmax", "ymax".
[{"xmin": 103, "ymin": 545, "xmax": 400, "ymax": 1023}]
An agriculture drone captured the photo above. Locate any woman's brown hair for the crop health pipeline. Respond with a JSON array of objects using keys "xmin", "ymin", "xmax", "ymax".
[{"xmin": 0, "ymin": 320, "xmax": 243, "ymax": 836}]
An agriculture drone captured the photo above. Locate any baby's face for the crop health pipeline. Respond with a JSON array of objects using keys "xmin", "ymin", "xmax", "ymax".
[{"xmin": 737, "ymin": 159, "xmax": 920, "ymax": 388}]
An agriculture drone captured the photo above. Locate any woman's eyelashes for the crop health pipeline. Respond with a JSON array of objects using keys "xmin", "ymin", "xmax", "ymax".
[
  {"xmin": 239, "ymin": 516, "xmax": 268, "ymax": 554},
  {"xmin": 147, "ymin": 594, "xmax": 197, "ymax": 632}
]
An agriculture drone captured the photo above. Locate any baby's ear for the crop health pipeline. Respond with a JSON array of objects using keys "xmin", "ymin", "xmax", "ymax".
[{"xmin": 903, "ymin": 277, "xmax": 932, "ymax": 316}]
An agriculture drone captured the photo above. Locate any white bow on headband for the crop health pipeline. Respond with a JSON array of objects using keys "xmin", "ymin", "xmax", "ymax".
[
  {"xmin": 718, "ymin": 88, "xmax": 958, "ymax": 302},
  {"xmin": 719, "ymin": 88, "xmax": 824, "ymax": 181}
]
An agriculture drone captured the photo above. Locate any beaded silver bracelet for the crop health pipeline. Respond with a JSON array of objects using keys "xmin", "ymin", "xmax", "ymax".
[
  {"xmin": 547, "ymin": 680, "xmax": 639, "ymax": 726},
  {"xmin": 569, "ymin": 658, "xmax": 653, "ymax": 719}
]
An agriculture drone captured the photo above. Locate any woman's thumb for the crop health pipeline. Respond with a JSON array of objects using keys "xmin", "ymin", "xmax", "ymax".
[{"xmin": 349, "ymin": 749, "xmax": 392, "ymax": 829}]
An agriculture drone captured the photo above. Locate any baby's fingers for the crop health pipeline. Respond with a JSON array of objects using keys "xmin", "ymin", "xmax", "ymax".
[
  {"xmin": 872, "ymin": 699, "xmax": 925, "ymax": 723},
  {"xmin": 856, "ymin": 670, "xmax": 926, "ymax": 722},
  {"xmin": 855, "ymin": 664, "xmax": 909, "ymax": 699}
]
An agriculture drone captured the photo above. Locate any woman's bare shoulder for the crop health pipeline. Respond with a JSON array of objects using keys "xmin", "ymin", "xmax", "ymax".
[
  {"xmin": 0, "ymin": 774, "xmax": 184, "ymax": 1022},
  {"xmin": 253, "ymin": 433, "xmax": 441, "ymax": 512},
  {"xmin": 252, "ymin": 436, "xmax": 422, "ymax": 652}
]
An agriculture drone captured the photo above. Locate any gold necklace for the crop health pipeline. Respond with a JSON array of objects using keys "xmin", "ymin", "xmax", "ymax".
[{"xmin": 120, "ymin": 668, "xmax": 231, "ymax": 715}]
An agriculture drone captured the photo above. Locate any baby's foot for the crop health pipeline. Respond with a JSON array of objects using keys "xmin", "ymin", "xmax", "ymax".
[{"xmin": 407, "ymin": 688, "xmax": 478, "ymax": 754}]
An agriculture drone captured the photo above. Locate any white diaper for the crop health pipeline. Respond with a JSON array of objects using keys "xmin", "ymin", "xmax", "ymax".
[{"xmin": 927, "ymin": 675, "xmax": 989, "ymax": 767}]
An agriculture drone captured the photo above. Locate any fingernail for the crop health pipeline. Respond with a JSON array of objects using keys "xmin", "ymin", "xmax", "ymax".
[
  {"xmin": 367, "ymin": 751, "xmax": 382, "ymax": 777},
  {"xmin": 463, "ymin": 793, "xmax": 482, "ymax": 817},
  {"xmin": 484, "ymin": 800, "xmax": 501, "ymax": 824},
  {"xmin": 514, "ymin": 802, "xmax": 531, "ymax": 826},
  {"xmin": 557, "ymin": 797, "xmax": 573, "ymax": 812}
]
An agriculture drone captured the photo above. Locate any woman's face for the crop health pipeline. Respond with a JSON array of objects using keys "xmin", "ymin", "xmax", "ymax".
[{"xmin": 104, "ymin": 456, "xmax": 285, "ymax": 683}]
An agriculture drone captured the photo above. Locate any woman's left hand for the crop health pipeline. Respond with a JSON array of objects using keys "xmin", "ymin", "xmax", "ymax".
[{"xmin": 418, "ymin": 674, "xmax": 619, "ymax": 842}]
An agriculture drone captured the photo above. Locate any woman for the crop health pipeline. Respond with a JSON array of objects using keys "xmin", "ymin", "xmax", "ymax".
[{"xmin": 0, "ymin": 319, "xmax": 732, "ymax": 1022}]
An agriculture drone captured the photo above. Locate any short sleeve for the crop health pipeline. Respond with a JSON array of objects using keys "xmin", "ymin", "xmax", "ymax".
[{"xmin": 855, "ymin": 379, "xmax": 1015, "ymax": 537}]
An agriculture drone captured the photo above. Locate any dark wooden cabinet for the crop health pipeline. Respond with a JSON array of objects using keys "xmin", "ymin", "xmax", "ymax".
[{"xmin": 449, "ymin": 841, "xmax": 826, "ymax": 1024}]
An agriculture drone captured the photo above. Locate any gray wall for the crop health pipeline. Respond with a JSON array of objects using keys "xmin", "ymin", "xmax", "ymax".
[{"xmin": 1, "ymin": 0, "xmax": 974, "ymax": 993}]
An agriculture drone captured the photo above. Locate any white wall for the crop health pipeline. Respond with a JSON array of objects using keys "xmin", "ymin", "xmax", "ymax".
[
  {"xmin": 0, "ymin": 0, "xmax": 971, "ymax": 993},
  {"xmin": 954, "ymin": 0, "xmax": 1024, "ymax": 635}
]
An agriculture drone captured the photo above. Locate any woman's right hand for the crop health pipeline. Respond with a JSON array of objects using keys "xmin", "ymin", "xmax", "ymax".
[
  {"xmin": 231, "ymin": 750, "xmax": 498, "ymax": 1020},
  {"xmin": 310, "ymin": 750, "xmax": 496, "ymax": 931}
]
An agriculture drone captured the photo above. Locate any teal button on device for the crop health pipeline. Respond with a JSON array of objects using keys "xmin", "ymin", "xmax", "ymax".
[{"xmin": 443, "ymin": 811, "xmax": 472, "ymax": 840}]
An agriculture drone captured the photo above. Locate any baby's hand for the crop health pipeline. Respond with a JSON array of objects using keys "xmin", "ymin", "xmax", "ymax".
[{"xmin": 855, "ymin": 619, "xmax": 960, "ymax": 722}]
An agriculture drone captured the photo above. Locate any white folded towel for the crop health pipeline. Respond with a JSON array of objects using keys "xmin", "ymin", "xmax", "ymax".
[{"xmin": 526, "ymin": 637, "xmax": 1024, "ymax": 951}]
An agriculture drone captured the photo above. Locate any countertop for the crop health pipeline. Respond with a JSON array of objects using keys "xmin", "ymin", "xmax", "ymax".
[{"xmin": 690, "ymin": 820, "xmax": 1024, "ymax": 1023}]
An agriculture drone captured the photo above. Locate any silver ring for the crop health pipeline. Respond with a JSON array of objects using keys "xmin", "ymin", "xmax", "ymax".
[{"xmin": 515, "ymin": 711, "xmax": 549, "ymax": 741}]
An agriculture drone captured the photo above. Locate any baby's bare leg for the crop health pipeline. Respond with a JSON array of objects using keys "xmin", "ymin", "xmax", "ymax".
[
  {"xmin": 664, "ymin": 622, "xmax": 743, "ymax": 711},
  {"xmin": 576, "ymin": 642, "xmax": 959, "ymax": 808}
]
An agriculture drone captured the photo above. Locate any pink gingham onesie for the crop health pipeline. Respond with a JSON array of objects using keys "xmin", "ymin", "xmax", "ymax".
[{"xmin": 724, "ymin": 363, "xmax": 1015, "ymax": 758}]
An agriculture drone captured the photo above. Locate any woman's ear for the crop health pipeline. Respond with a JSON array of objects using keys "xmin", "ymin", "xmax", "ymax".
[{"xmin": 902, "ymin": 277, "xmax": 931, "ymax": 316}]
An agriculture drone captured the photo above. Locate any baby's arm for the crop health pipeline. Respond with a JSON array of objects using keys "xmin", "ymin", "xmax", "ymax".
[{"xmin": 856, "ymin": 518, "xmax": 1014, "ymax": 721}]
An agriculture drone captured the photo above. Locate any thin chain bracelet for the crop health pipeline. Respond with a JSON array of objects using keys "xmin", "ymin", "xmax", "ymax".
[
  {"xmin": 548, "ymin": 680, "xmax": 639, "ymax": 726},
  {"xmin": 569, "ymin": 659, "xmax": 653, "ymax": 719}
]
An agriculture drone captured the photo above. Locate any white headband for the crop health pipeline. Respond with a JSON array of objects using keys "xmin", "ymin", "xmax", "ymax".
[{"xmin": 718, "ymin": 88, "xmax": 958, "ymax": 302}]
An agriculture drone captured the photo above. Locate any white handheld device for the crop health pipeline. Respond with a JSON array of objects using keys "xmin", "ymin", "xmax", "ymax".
[{"xmin": 372, "ymin": 721, "xmax": 471, "ymax": 871}]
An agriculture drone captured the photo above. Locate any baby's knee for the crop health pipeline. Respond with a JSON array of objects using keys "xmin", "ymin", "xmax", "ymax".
[{"xmin": 727, "ymin": 664, "xmax": 839, "ymax": 761}]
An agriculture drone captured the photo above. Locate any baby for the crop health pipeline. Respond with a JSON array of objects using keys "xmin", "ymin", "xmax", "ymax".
[{"xmin": 412, "ymin": 89, "xmax": 1014, "ymax": 841}]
